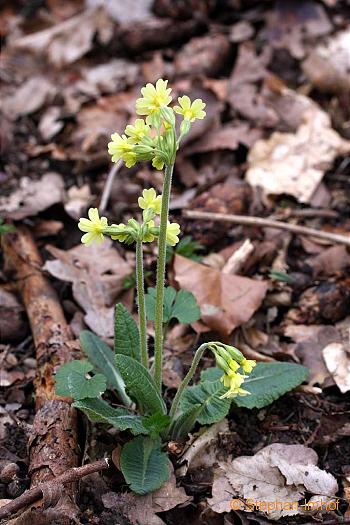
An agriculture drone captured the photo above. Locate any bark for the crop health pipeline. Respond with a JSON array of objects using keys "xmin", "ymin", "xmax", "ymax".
[{"xmin": 2, "ymin": 226, "xmax": 81, "ymax": 523}]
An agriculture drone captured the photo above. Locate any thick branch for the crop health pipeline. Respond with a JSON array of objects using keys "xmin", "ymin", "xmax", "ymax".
[
  {"xmin": 2, "ymin": 226, "xmax": 81, "ymax": 522},
  {"xmin": 183, "ymin": 210, "xmax": 350, "ymax": 247},
  {"xmin": 0, "ymin": 459, "xmax": 109, "ymax": 522}
]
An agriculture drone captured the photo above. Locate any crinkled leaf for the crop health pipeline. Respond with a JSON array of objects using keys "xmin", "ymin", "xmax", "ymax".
[
  {"xmin": 80, "ymin": 330, "xmax": 130, "ymax": 406},
  {"xmin": 169, "ymin": 404, "xmax": 202, "ymax": 440},
  {"xmin": 73, "ymin": 398, "xmax": 147, "ymax": 435},
  {"xmin": 115, "ymin": 355, "xmax": 167, "ymax": 415},
  {"xmin": 180, "ymin": 380, "xmax": 231, "ymax": 425},
  {"xmin": 120, "ymin": 436, "xmax": 171, "ymax": 495},
  {"xmin": 145, "ymin": 286, "xmax": 200, "ymax": 324},
  {"xmin": 200, "ymin": 367, "xmax": 223, "ymax": 382},
  {"xmin": 234, "ymin": 362, "xmax": 309, "ymax": 409},
  {"xmin": 114, "ymin": 303, "xmax": 141, "ymax": 361},
  {"xmin": 142, "ymin": 412, "xmax": 171, "ymax": 436},
  {"xmin": 55, "ymin": 360, "xmax": 106, "ymax": 400}
]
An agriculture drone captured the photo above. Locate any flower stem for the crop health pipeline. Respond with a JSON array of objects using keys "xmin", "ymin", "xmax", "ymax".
[
  {"xmin": 136, "ymin": 239, "xmax": 148, "ymax": 369},
  {"xmin": 169, "ymin": 343, "xmax": 210, "ymax": 420},
  {"xmin": 153, "ymin": 163, "xmax": 174, "ymax": 390}
]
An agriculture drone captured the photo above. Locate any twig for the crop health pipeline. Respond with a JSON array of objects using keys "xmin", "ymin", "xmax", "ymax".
[
  {"xmin": 99, "ymin": 160, "xmax": 122, "ymax": 213},
  {"xmin": 183, "ymin": 210, "xmax": 350, "ymax": 247},
  {"xmin": 0, "ymin": 458, "xmax": 110, "ymax": 522}
]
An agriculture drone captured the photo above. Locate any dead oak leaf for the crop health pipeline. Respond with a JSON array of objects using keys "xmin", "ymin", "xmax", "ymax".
[
  {"xmin": 3, "ymin": 76, "xmax": 56, "ymax": 118},
  {"xmin": 246, "ymin": 104, "xmax": 350, "ymax": 203},
  {"xmin": 102, "ymin": 471, "xmax": 191, "ymax": 525},
  {"xmin": 174, "ymin": 255, "xmax": 267, "ymax": 336},
  {"xmin": 44, "ymin": 240, "xmax": 132, "ymax": 337},
  {"xmin": 10, "ymin": 8, "xmax": 113, "ymax": 67},
  {"xmin": 209, "ymin": 444, "xmax": 338, "ymax": 519},
  {"xmin": 183, "ymin": 123, "xmax": 261, "ymax": 155},
  {"xmin": 323, "ymin": 342, "xmax": 350, "ymax": 394},
  {"xmin": 0, "ymin": 173, "xmax": 64, "ymax": 220}
]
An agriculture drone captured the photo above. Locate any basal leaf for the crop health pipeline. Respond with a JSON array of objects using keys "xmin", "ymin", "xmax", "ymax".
[
  {"xmin": 55, "ymin": 360, "xmax": 106, "ymax": 400},
  {"xmin": 80, "ymin": 330, "xmax": 130, "ymax": 406},
  {"xmin": 234, "ymin": 362, "xmax": 309, "ymax": 409},
  {"xmin": 142, "ymin": 412, "xmax": 171, "ymax": 436},
  {"xmin": 114, "ymin": 303, "xmax": 141, "ymax": 361},
  {"xmin": 73, "ymin": 398, "xmax": 147, "ymax": 435},
  {"xmin": 200, "ymin": 367, "xmax": 224, "ymax": 382},
  {"xmin": 115, "ymin": 355, "xmax": 167, "ymax": 415},
  {"xmin": 120, "ymin": 436, "xmax": 170, "ymax": 495},
  {"xmin": 180, "ymin": 380, "xmax": 230, "ymax": 425}
]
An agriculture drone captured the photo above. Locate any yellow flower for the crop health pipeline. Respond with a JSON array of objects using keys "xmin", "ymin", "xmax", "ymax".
[
  {"xmin": 136, "ymin": 79, "xmax": 172, "ymax": 118},
  {"xmin": 241, "ymin": 358, "xmax": 256, "ymax": 374},
  {"xmin": 152, "ymin": 156, "xmax": 164, "ymax": 171},
  {"xmin": 78, "ymin": 208, "xmax": 108, "ymax": 246},
  {"xmin": 125, "ymin": 119, "xmax": 150, "ymax": 144},
  {"xmin": 108, "ymin": 133, "xmax": 136, "ymax": 166},
  {"xmin": 138, "ymin": 188, "xmax": 162, "ymax": 215},
  {"xmin": 174, "ymin": 96, "xmax": 206, "ymax": 122},
  {"xmin": 220, "ymin": 372, "xmax": 250, "ymax": 399},
  {"xmin": 166, "ymin": 221, "xmax": 180, "ymax": 246}
]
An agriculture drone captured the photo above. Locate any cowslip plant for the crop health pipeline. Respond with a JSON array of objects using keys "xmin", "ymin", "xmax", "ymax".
[{"xmin": 55, "ymin": 79, "xmax": 308, "ymax": 495}]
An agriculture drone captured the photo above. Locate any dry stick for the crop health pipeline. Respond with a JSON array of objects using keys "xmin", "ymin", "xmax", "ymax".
[
  {"xmin": 2, "ymin": 227, "xmax": 81, "ymax": 522},
  {"xmin": 99, "ymin": 159, "xmax": 122, "ymax": 213},
  {"xmin": 0, "ymin": 458, "xmax": 110, "ymax": 522},
  {"xmin": 183, "ymin": 210, "xmax": 350, "ymax": 247}
]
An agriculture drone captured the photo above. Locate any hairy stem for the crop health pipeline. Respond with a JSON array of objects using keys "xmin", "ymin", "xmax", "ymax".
[
  {"xmin": 169, "ymin": 343, "xmax": 210, "ymax": 420},
  {"xmin": 136, "ymin": 240, "xmax": 148, "ymax": 368},
  {"xmin": 154, "ymin": 163, "xmax": 174, "ymax": 390}
]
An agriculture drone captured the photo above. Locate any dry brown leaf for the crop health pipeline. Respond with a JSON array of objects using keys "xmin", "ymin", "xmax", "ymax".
[
  {"xmin": 79, "ymin": 59, "xmax": 139, "ymax": 96},
  {"xmin": 0, "ymin": 173, "xmax": 64, "ymax": 220},
  {"xmin": 306, "ymin": 245, "xmax": 350, "ymax": 278},
  {"xmin": 102, "ymin": 471, "xmax": 191, "ymax": 525},
  {"xmin": 323, "ymin": 342, "xmax": 350, "ymax": 394},
  {"xmin": 38, "ymin": 106, "xmax": 63, "ymax": 141},
  {"xmin": 3, "ymin": 76, "xmax": 56, "ymax": 118},
  {"xmin": 184, "ymin": 123, "xmax": 261, "ymax": 155},
  {"xmin": 64, "ymin": 184, "xmax": 92, "ymax": 220},
  {"xmin": 87, "ymin": 0, "xmax": 153, "ymax": 23},
  {"xmin": 303, "ymin": 28, "xmax": 350, "ymax": 93},
  {"xmin": 209, "ymin": 444, "xmax": 338, "ymax": 519},
  {"xmin": 44, "ymin": 239, "xmax": 132, "ymax": 337},
  {"xmin": 246, "ymin": 103, "xmax": 350, "ymax": 203},
  {"xmin": 174, "ymin": 255, "xmax": 267, "ymax": 336},
  {"xmin": 10, "ymin": 8, "xmax": 113, "ymax": 67}
]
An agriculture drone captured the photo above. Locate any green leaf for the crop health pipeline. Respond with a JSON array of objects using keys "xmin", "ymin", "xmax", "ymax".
[
  {"xmin": 73, "ymin": 398, "xmax": 147, "ymax": 435},
  {"xmin": 167, "ymin": 236, "xmax": 204, "ymax": 263},
  {"xmin": 234, "ymin": 362, "xmax": 309, "ymax": 409},
  {"xmin": 80, "ymin": 331, "xmax": 130, "ymax": 406},
  {"xmin": 115, "ymin": 355, "xmax": 167, "ymax": 415},
  {"xmin": 142, "ymin": 413, "xmax": 171, "ymax": 436},
  {"xmin": 169, "ymin": 404, "xmax": 202, "ymax": 440},
  {"xmin": 269, "ymin": 270, "xmax": 295, "ymax": 284},
  {"xmin": 114, "ymin": 303, "xmax": 141, "ymax": 361},
  {"xmin": 120, "ymin": 436, "xmax": 170, "ymax": 495},
  {"xmin": 55, "ymin": 360, "xmax": 106, "ymax": 400},
  {"xmin": 145, "ymin": 286, "xmax": 200, "ymax": 324},
  {"xmin": 180, "ymin": 380, "xmax": 231, "ymax": 425}
]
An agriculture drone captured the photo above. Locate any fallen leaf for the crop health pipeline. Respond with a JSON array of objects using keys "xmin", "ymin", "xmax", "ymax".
[
  {"xmin": 0, "ymin": 287, "xmax": 26, "ymax": 342},
  {"xmin": 3, "ymin": 76, "xmax": 56, "ymax": 118},
  {"xmin": 262, "ymin": 0, "xmax": 332, "ymax": 59},
  {"xmin": 303, "ymin": 28, "xmax": 350, "ymax": 93},
  {"xmin": 184, "ymin": 123, "xmax": 261, "ymax": 155},
  {"xmin": 87, "ymin": 0, "xmax": 153, "ymax": 23},
  {"xmin": 44, "ymin": 239, "xmax": 132, "ymax": 337},
  {"xmin": 209, "ymin": 443, "xmax": 338, "ymax": 519},
  {"xmin": 102, "ymin": 470, "xmax": 191, "ymax": 525},
  {"xmin": 175, "ymin": 34, "xmax": 231, "ymax": 77},
  {"xmin": 79, "ymin": 59, "xmax": 139, "ymax": 96},
  {"xmin": 323, "ymin": 342, "xmax": 350, "ymax": 394},
  {"xmin": 285, "ymin": 325, "xmax": 341, "ymax": 386},
  {"xmin": 0, "ymin": 173, "xmax": 64, "ymax": 220},
  {"xmin": 246, "ymin": 103, "xmax": 350, "ymax": 203},
  {"xmin": 174, "ymin": 255, "xmax": 267, "ymax": 336},
  {"xmin": 306, "ymin": 245, "xmax": 350, "ymax": 278},
  {"xmin": 64, "ymin": 184, "xmax": 92, "ymax": 220},
  {"xmin": 11, "ymin": 8, "xmax": 113, "ymax": 67},
  {"xmin": 38, "ymin": 106, "xmax": 64, "ymax": 141}
]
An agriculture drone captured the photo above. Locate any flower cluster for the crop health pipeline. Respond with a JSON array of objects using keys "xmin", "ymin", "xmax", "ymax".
[
  {"xmin": 210, "ymin": 343, "xmax": 256, "ymax": 399},
  {"xmin": 107, "ymin": 79, "xmax": 206, "ymax": 171},
  {"xmin": 78, "ymin": 188, "xmax": 180, "ymax": 248}
]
